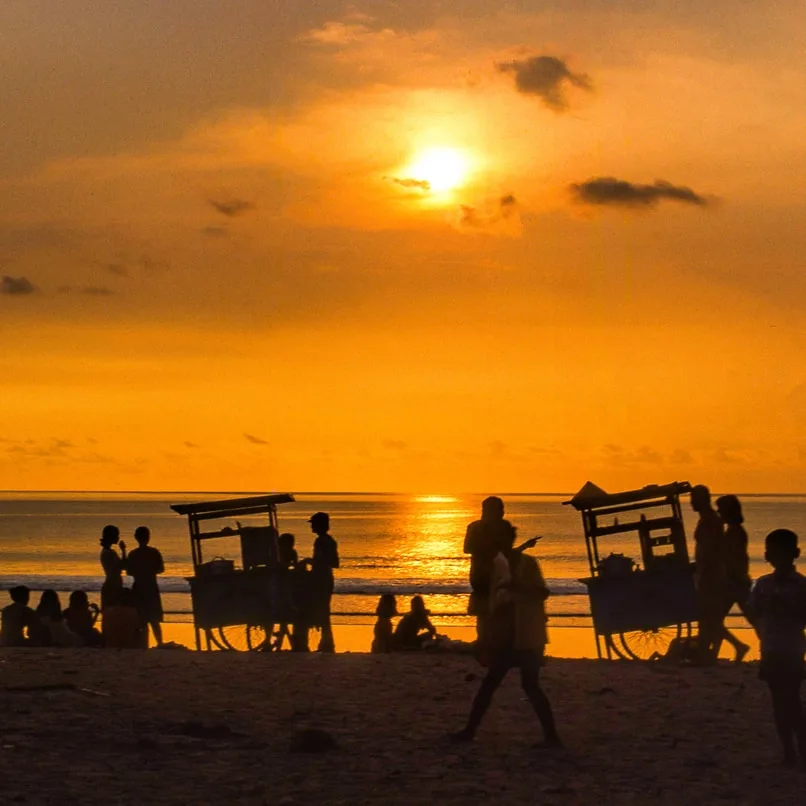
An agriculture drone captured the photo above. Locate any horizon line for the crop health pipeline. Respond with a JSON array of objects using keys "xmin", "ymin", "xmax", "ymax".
[{"xmin": 2, "ymin": 489, "xmax": 806, "ymax": 498}]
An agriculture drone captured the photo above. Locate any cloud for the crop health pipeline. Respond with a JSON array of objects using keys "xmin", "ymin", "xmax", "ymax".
[
  {"xmin": 601, "ymin": 444, "xmax": 664, "ymax": 466},
  {"xmin": 388, "ymin": 177, "xmax": 431, "ymax": 191},
  {"xmin": 570, "ymin": 177, "xmax": 709, "ymax": 208},
  {"xmin": 201, "ymin": 226, "xmax": 229, "ymax": 238},
  {"xmin": 457, "ymin": 194, "xmax": 520, "ymax": 231},
  {"xmin": 57, "ymin": 285, "xmax": 115, "ymax": 296},
  {"xmin": 184, "ymin": 440, "xmax": 199, "ymax": 449},
  {"xmin": 243, "ymin": 432, "xmax": 269, "ymax": 445},
  {"xmin": 209, "ymin": 198, "xmax": 256, "ymax": 217},
  {"xmin": 1, "ymin": 275, "xmax": 37, "ymax": 295},
  {"xmin": 382, "ymin": 439, "xmax": 407, "ymax": 450},
  {"xmin": 496, "ymin": 55, "xmax": 592, "ymax": 112}
]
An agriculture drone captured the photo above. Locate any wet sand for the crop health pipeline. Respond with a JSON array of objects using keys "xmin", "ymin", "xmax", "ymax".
[{"xmin": 0, "ymin": 650, "xmax": 801, "ymax": 805}]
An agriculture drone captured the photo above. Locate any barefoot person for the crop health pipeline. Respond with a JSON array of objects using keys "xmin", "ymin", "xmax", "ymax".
[
  {"xmin": 309, "ymin": 512, "xmax": 339, "ymax": 653},
  {"xmin": 451, "ymin": 541, "xmax": 560, "ymax": 745},
  {"xmin": 99, "ymin": 525, "xmax": 126, "ymax": 612},
  {"xmin": 690, "ymin": 485, "xmax": 727, "ymax": 663},
  {"xmin": 748, "ymin": 529, "xmax": 806, "ymax": 767},
  {"xmin": 126, "ymin": 526, "xmax": 165, "ymax": 647},
  {"xmin": 715, "ymin": 494, "xmax": 751, "ymax": 663}
]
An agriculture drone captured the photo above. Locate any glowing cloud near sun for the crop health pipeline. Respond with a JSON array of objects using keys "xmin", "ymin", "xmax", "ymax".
[{"xmin": 402, "ymin": 146, "xmax": 472, "ymax": 193}]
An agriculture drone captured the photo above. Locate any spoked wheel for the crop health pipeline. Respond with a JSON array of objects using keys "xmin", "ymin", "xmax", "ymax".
[
  {"xmin": 206, "ymin": 625, "xmax": 267, "ymax": 652},
  {"xmin": 609, "ymin": 622, "xmax": 691, "ymax": 661}
]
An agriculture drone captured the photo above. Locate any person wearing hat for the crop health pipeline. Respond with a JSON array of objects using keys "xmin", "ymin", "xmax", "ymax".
[{"xmin": 309, "ymin": 512, "xmax": 339, "ymax": 652}]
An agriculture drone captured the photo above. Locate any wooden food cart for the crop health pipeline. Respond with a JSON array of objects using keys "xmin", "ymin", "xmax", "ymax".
[
  {"xmin": 171, "ymin": 493, "xmax": 295, "ymax": 651},
  {"xmin": 565, "ymin": 481, "xmax": 699, "ymax": 660}
]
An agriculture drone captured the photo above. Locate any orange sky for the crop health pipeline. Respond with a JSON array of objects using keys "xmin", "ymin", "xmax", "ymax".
[{"xmin": 2, "ymin": 1, "xmax": 806, "ymax": 493}]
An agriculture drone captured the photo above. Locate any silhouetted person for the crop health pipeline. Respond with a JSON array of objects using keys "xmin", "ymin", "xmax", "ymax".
[
  {"xmin": 0, "ymin": 586, "xmax": 37, "ymax": 647},
  {"xmin": 714, "ymin": 494, "xmax": 751, "ymax": 663},
  {"xmin": 63, "ymin": 590, "xmax": 102, "ymax": 647},
  {"xmin": 99, "ymin": 525, "xmax": 126, "ymax": 611},
  {"xmin": 464, "ymin": 497, "xmax": 540, "ymax": 645},
  {"xmin": 309, "ymin": 512, "xmax": 339, "ymax": 653},
  {"xmin": 691, "ymin": 485, "xmax": 726, "ymax": 663},
  {"xmin": 126, "ymin": 526, "xmax": 165, "ymax": 646},
  {"xmin": 464, "ymin": 497, "xmax": 516, "ymax": 641},
  {"xmin": 102, "ymin": 588, "xmax": 142, "ymax": 649},
  {"xmin": 747, "ymin": 529, "xmax": 806, "ymax": 767},
  {"xmin": 372, "ymin": 593, "xmax": 398, "ymax": 653},
  {"xmin": 35, "ymin": 590, "xmax": 81, "ymax": 647},
  {"xmin": 451, "ymin": 542, "xmax": 560, "ymax": 745},
  {"xmin": 393, "ymin": 595, "xmax": 435, "ymax": 650},
  {"xmin": 271, "ymin": 532, "xmax": 298, "ymax": 651}
]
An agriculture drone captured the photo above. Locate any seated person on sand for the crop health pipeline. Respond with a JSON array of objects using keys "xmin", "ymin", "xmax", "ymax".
[
  {"xmin": 393, "ymin": 595, "xmax": 436, "ymax": 651},
  {"xmin": 34, "ymin": 590, "xmax": 82, "ymax": 647},
  {"xmin": 372, "ymin": 593, "xmax": 398, "ymax": 653},
  {"xmin": 63, "ymin": 590, "xmax": 103, "ymax": 647},
  {"xmin": 102, "ymin": 588, "xmax": 143, "ymax": 649},
  {"xmin": 0, "ymin": 585, "xmax": 38, "ymax": 647}
]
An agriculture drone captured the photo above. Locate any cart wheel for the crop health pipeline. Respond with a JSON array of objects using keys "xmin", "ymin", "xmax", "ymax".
[
  {"xmin": 215, "ymin": 624, "xmax": 268, "ymax": 652},
  {"xmin": 616, "ymin": 622, "xmax": 691, "ymax": 661}
]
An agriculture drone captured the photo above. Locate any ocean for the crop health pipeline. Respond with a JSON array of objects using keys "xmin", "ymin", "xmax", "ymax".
[{"xmin": 2, "ymin": 491, "xmax": 806, "ymax": 635}]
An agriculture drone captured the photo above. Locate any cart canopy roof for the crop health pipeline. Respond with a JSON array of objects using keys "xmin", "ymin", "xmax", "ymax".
[
  {"xmin": 171, "ymin": 493, "xmax": 295, "ymax": 517},
  {"xmin": 564, "ymin": 481, "xmax": 691, "ymax": 511}
]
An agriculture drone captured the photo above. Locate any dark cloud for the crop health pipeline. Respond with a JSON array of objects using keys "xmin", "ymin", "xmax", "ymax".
[
  {"xmin": 1, "ymin": 275, "xmax": 37, "ymax": 295},
  {"xmin": 570, "ymin": 177, "xmax": 709, "ymax": 208},
  {"xmin": 382, "ymin": 439, "xmax": 407, "ymax": 450},
  {"xmin": 389, "ymin": 177, "xmax": 431, "ymax": 191},
  {"xmin": 459, "ymin": 194, "xmax": 519, "ymax": 228},
  {"xmin": 210, "ymin": 198, "xmax": 256, "ymax": 217},
  {"xmin": 105, "ymin": 262, "xmax": 128, "ymax": 276},
  {"xmin": 244, "ymin": 432, "xmax": 269, "ymax": 445},
  {"xmin": 184, "ymin": 440, "xmax": 199, "ymax": 449},
  {"xmin": 201, "ymin": 226, "xmax": 229, "ymax": 238},
  {"xmin": 496, "ymin": 55, "xmax": 592, "ymax": 112},
  {"xmin": 57, "ymin": 285, "xmax": 115, "ymax": 296}
]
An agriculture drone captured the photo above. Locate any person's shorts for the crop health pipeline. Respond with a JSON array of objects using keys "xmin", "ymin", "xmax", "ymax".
[{"xmin": 759, "ymin": 652, "xmax": 805, "ymax": 685}]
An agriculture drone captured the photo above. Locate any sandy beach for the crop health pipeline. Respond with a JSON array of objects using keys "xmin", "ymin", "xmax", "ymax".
[{"xmin": 0, "ymin": 650, "xmax": 802, "ymax": 805}]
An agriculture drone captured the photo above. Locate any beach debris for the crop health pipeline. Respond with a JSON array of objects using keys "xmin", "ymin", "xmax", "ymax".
[
  {"xmin": 289, "ymin": 728, "xmax": 337, "ymax": 753},
  {"xmin": 591, "ymin": 686, "xmax": 616, "ymax": 695}
]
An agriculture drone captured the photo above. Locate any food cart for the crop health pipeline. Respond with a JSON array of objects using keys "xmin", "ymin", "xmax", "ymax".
[
  {"xmin": 564, "ymin": 481, "xmax": 699, "ymax": 660},
  {"xmin": 171, "ymin": 493, "xmax": 295, "ymax": 651}
]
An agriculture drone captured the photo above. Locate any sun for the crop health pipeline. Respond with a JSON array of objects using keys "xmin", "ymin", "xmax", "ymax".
[{"xmin": 403, "ymin": 146, "xmax": 471, "ymax": 193}]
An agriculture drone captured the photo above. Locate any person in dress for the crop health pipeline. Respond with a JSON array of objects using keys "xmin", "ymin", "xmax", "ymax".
[
  {"xmin": 451, "ymin": 542, "xmax": 560, "ymax": 745},
  {"xmin": 747, "ymin": 529, "xmax": 806, "ymax": 767},
  {"xmin": 34, "ymin": 590, "xmax": 81, "ymax": 647},
  {"xmin": 371, "ymin": 594, "xmax": 398, "ymax": 653},
  {"xmin": 63, "ymin": 590, "xmax": 103, "ymax": 647},
  {"xmin": 99, "ymin": 525, "xmax": 126, "ymax": 612},
  {"xmin": 126, "ymin": 526, "xmax": 165, "ymax": 647},
  {"xmin": 309, "ymin": 512, "xmax": 339, "ymax": 653},
  {"xmin": 0, "ymin": 586, "xmax": 38, "ymax": 647},
  {"xmin": 714, "ymin": 494, "xmax": 751, "ymax": 663},
  {"xmin": 393, "ymin": 595, "xmax": 436, "ymax": 650}
]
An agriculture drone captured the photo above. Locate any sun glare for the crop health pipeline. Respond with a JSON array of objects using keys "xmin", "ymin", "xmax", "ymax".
[{"xmin": 404, "ymin": 147, "xmax": 471, "ymax": 193}]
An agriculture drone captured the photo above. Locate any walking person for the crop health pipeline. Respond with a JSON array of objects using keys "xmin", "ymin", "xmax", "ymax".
[
  {"xmin": 747, "ymin": 529, "xmax": 806, "ymax": 767},
  {"xmin": 715, "ymin": 494, "xmax": 751, "ymax": 662},
  {"xmin": 99, "ymin": 525, "xmax": 126, "ymax": 612},
  {"xmin": 451, "ymin": 541, "xmax": 561, "ymax": 745},
  {"xmin": 309, "ymin": 512, "xmax": 339, "ymax": 653},
  {"xmin": 690, "ymin": 485, "xmax": 727, "ymax": 663},
  {"xmin": 126, "ymin": 526, "xmax": 165, "ymax": 647}
]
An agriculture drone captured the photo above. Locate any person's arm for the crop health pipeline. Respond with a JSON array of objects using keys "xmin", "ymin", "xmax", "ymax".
[
  {"xmin": 331, "ymin": 541, "xmax": 340, "ymax": 570},
  {"xmin": 463, "ymin": 524, "xmax": 475, "ymax": 555},
  {"xmin": 515, "ymin": 535, "xmax": 542, "ymax": 553},
  {"xmin": 156, "ymin": 550, "xmax": 165, "ymax": 576},
  {"xmin": 119, "ymin": 541, "xmax": 127, "ymax": 569}
]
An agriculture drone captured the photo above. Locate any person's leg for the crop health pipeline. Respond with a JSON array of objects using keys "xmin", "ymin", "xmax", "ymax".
[
  {"xmin": 769, "ymin": 681, "xmax": 797, "ymax": 765},
  {"xmin": 519, "ymin": 651, "xmax": 561, "ymax": 745},
  {"xmin": 452, "ymin": 657, "xmax": 510, "ymax": 740},
  {"xmin": 317, "ymin": 595, "xmax": 335, "ymax": 652},
  {"xmin": 150, "ymin": 619, "xmax": 163, "ymax": 646}
]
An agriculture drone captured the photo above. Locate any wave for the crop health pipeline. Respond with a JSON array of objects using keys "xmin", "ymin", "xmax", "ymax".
[{"xmin": 0, "ymin": 574, "xmax": 588, "ymax": 597}]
